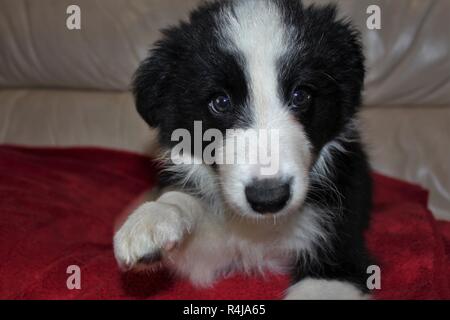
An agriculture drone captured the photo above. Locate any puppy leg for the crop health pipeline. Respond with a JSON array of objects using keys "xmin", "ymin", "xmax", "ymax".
[
  {"xmin": 285, "ymin": 278, "xmax": 370, "ymax": 300},
  {"xmin": 285, "ymin": 236, "xmax": 374, "ymax": 300},
  {"xmin": 113, "ymin": 191, "xmax": 204, "ymax": 270}
]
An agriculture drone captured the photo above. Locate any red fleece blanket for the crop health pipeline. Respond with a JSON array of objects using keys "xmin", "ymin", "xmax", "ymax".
[{"xmin": 0, "ymin": 146, "xmax": 449, "ymax": 300}]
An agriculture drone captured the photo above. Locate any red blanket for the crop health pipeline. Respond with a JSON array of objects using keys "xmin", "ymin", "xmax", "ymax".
[{"xmin": 0, "ymin": 146, "xmax": 449, "ymax": 299}]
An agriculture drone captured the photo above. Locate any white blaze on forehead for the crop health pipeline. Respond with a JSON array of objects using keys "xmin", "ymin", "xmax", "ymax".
[
  {"xmin": 221, "ymin": 0, "xmax": 289, "ymax": 127},
  {"xmin": 215, "ymin": 0, "xmax": 313, "ymax": 218}
]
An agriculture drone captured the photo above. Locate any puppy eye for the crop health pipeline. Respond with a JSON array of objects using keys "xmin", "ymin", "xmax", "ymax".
[
  {"xmin": 209, "ymin": 94, "xmax": 232, "ymax": 114},
  {"xmin": 290, "ymin": 87, "xmax": 313, "ymax": 109}
]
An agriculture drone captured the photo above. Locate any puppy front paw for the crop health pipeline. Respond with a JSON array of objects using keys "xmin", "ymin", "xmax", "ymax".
[{"xmin": 113, "ymin": 201, "xmax": 190, "ymax": 271}]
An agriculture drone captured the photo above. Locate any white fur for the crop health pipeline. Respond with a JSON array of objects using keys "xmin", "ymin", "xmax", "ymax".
[
  {"xmin": 114, "ymin": 192, "xmax": 202, "ymax": 270},
  {"xmin": 312, "ymin": 119, "xmax": 360, "ymax": 177},
  {"xmin": 159, "ymin": 151, "xmax": 223, "ymax": 213},
  {"xmin": 217, "ymin": 0, "xmax": 313, "ymax": 218},
  {"xmin": 285, "ymin": 278, "xmax": 370, "ymax": 300},
  {"xmin": 114, "ymin": 187, "xmax": 332, "ymax": 286}
]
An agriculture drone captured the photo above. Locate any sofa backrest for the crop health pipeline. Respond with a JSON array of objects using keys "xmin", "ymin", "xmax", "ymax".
[{"xmin": 1, "ymin": 0, "xmax": 449, "ymax": 105}]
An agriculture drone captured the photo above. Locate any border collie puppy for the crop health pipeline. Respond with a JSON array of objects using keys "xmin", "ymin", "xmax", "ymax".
[{"xmin": 114, "ymin": 0, "xmax": 374, "ymax": 299}]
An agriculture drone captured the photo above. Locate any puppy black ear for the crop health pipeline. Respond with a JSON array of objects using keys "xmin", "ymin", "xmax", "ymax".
[{"xmin": 132, "ymin": 47, "xmax": 173, "ymax": 128}]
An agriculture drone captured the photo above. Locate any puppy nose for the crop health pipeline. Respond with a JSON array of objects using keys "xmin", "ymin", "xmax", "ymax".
[{"xmin": 245, "ymin": 179, "xmax": 291, "ymax": 214}]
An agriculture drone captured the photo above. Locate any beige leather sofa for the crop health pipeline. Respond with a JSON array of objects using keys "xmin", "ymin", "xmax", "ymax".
[{"xmin": 1, "ymin": 0, "xmax": 449, "ymax": 220}]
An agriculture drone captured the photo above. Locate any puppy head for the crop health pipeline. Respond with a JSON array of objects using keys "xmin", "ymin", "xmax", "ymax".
[{"xmin": 133, "ymin": 0, "xmax": 364, "ymax": 218}]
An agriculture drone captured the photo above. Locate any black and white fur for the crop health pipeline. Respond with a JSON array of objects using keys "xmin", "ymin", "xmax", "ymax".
[{"xmin": 114, "ymin": 0, "xmax": 374, "ymax": 299}]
